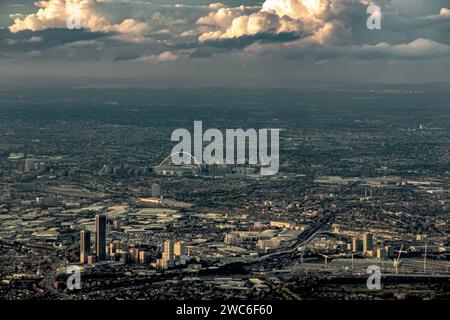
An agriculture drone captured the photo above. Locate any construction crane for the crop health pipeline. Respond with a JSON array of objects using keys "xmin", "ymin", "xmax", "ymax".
[{"xmin": 393, "ymin": 244, "xmax": 406, "ymax": 274}]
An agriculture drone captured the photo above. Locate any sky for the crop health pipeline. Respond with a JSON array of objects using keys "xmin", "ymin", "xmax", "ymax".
[{"xmin": 0, "ymin": 0, "xmax": 449, "ymax": 86}]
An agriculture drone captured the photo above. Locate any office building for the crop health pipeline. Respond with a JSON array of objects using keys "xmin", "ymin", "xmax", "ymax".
[
  {"xmin": 385, "ymin": 245, "xmax": 394, "ymax": 258},
  {"xmin": 174, "ymin": 241, "xmax": 186, "ymax": 256},
  {"xmin": 174, "ymin": 241, "xmax": 187, "ymax": 265},
  {"xmin": 139, "ymin": 251, "xmax": 150, "ymax": 264},
  {"xmin": 80, "ymin": 229, "xmax": 91, "ymax": 264},
  {"xmin": 24, "ymin": 158, "xmax": 34, "ymax": 173},
  {"xmin": 352, "ymin": 238, "xmax": 363, "ymax": 253},
  {"xmin": 96, "ymin": 214, "xmax": 106, "ymax": 261},
  {"xmin": 131, "ymin": 247, "xmax": 140, "ymax": 263},
  {"xmin": 376, "ymin": 247, "xmax": 386, "ymax": 259},
  {"xmin": 162, "ymin": 240, "xmax": 174, "ymax": 261},
  {"xmin": 363, "ymin": 233, "xmax": 374, "ymax": 254},
  {"xmin": 158, "ymin": 240, "xmax": 174, "ymax": 269},
  {"xmin": 157, "ymin": 240, "xmax": 188, "ymax": 270}
]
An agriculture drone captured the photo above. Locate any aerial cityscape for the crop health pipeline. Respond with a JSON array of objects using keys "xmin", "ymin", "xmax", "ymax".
[
  {"xmin": 0, "ymin": 0, "xmax": 449, "ymax": 304},
  {"xmin": 0, "ymin": 84, "xmax": 449, "ymax": 300}
]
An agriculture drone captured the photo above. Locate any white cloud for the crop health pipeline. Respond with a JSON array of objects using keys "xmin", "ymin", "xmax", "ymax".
[
  {"xmin": 8, "ymin": 0, "xmax": 148, "ymax": 41},
  {"xmin": 4, "ymin": 36, "xmax": 43, "ymax": 45},
  {"xmin": 244, "ymin": 37, "xmax": 450, "ymax": 61},
  {"xmin": 3, "ymin": 0, "xmax": 449, "ymax": 65},
  {"xmin": 132, "ymin": 51, "xmax": 178, "ymax": 63},
  {"xmin": 440, "ymin": 7, "xmax": 450, "ymax": 16},
  {"xmin": 381, "ymin": 38, "xmax": 450, "ymax": 59},
  {"xmin": 197, "ymin": 0, "xmax": 344, "ymax": 42},
  {"xmin": 197, "ymin": 5, "xmax": 248, "ymax": 28}
]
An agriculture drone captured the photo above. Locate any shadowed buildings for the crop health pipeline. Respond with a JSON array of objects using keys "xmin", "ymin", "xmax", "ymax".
[
  {"xmin": 96, "ymin": 214, "xmax": 106, "ymax": 261},
  {"xmin": 80, "ymin": 230, "xmax": 91, "ymax": 264}
]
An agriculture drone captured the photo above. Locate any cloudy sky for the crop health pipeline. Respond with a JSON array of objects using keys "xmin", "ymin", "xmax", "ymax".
[{"xmin": 1, "ymin": 0, "xmax": 449, "ymax": 85}]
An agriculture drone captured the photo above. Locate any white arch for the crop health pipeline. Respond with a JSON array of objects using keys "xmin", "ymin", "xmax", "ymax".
[{"xmin": 158, "ymin": 151, "xmax": 202, "ymax": 172}]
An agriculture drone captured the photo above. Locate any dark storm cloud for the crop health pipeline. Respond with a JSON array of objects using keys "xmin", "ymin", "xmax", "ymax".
[
  {"xmin": 187, "ymin": 32, "xmax": 303, "ymax": 58},
  {"xmin": 0, "ymin": 28, "xmax": 110, "ymax": 54},
  {"xmin": 113, "ymin": 52, "xmax": 142, "ymax": 61},
  {"xmin": 0, "ymin": 29, "xmax": 112, "ymax": 49},
  {"xmin": 202, "ymin": 32, "xmax": 302, "ymax": 49}
]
